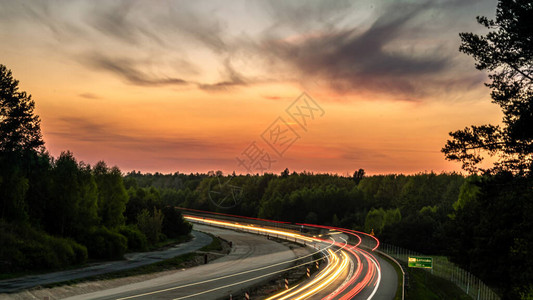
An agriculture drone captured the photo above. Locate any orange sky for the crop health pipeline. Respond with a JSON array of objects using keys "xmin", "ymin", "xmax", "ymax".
[{"xmin": 0, "ymin": 0, "xmax": 502, "ymax": 175}]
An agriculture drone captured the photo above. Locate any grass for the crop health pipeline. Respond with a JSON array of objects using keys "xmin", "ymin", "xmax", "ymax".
[
  {"xmin": 198, "ymin": 232, "xmax": 222, "ymax": 252},
  {"xmin": 376, "ymin": 251, "xmax": 471, "ymax": 300},
  {"xmin": 406, "ymin": 267, "xmax": 472, "ymax": 300},
  {"xmin": 148, "ymin": 234, "xmax": 192, "ymax": 251}
]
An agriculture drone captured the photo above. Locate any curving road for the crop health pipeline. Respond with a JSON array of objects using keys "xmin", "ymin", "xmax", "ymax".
[
  {"xmin": 63, "ymin": 224, "xmax": 302, "ymax": 300},
  {"xmin": 186, "ymin": 215, "xmax": 400, "ymax": 300},
  {"xmin": 31, "ymin": 213, "xmax": 400, "ymax": 300}
]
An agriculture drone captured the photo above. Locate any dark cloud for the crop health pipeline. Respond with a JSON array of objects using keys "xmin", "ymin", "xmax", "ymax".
[
  {"xmin": 86, "ymin": 1, "xmax": 164, "ymax": 46},
  {"xmin": 49, "ymin": 117, "xmax": 228, "ymax": 153},
  {"xmin": 84, "ymin": 53, "xmax": 189, "ymax": 86},
  {"xmin": 258, "ymin": 2, "xmax": 457, "ymax": 99},
  {"xmin": 78, "ymin": 92, "xmax": 100, "ymax": 99},
  {"xmin": 257, "ymin": 0, "xmax": 356, "ymax": 34},
  {"xmin": 197, "ymin": 58, "xmax": 247, "ymax": 91}
]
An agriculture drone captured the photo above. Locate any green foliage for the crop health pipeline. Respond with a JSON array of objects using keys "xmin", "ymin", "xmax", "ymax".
[
  {"xmin": 137, "ymin": 208, "xmax": 164, "ymax": 245},
  {"xmin": 364, "ymin": 207, "xmax": 401, "ymax": 234},
  {"xmin": 118, "ymin": 225, "xmax": 148, "ymax": 252},
  {"xmin": 47, "ymin": 152, "xmax": 99, "ymax": 238},
  {"xmin": 85, "ymin": 226, "xmax": 127, "ymax": 260},
  {"xmin": 0, "ymin": 166, "xmax": 29, "ymax": 222},
  {"xmin": 125, "ymin": 186, "xmax": 161, "ymax": 224},
  {"xmin": 384, "ymin": 207, "xmax": 401, "ymax": 225},
  {"xmin": 452, "ymin": 175, "xmax": 481, "ymax": 213},
  {"xmin": 364, "ymin": 208, "xmax": 385, "ymax": 233},
  {"xmin": 0, "ymin": 220, "xmax": 87, "ymax": 272},
  {"xmin": 440, "ymin": 2, "xmax": 533, "ymax": 297},
  {"xmin": 446, "ymin": 174, "xmax": 533, "ymax": 299},
  {"xmin": 93, "ymin": 161, "xmax": 128, "ymax": 229}
]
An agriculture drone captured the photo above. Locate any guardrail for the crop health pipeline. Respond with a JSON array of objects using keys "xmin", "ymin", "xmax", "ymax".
[
  {"xmin": 380, "ymin": 243, "xmax": 500, "ymax": 300},
  {"xmin": 186, "ymin": 216, "xmax": 322, "ymax": 250}
]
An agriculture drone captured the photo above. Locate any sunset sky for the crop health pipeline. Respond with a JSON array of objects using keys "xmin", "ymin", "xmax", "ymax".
[{"xmin": 0, "ymin": 0, "xmax": 502, "ymax": 175}]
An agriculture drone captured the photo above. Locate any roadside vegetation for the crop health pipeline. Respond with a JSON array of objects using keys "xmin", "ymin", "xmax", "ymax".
[
  {"xmin": 406, "ymin": 267, "xmax": 471, "ymax": 300},
  {"xmin": 42, "ymin": 232, "xmax": 227, "ymax": 288}
]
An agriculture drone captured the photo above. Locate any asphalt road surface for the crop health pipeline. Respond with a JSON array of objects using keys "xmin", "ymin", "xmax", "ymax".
[{"xmin": 63, "ymin": 224, "xmax": 299, "ymax": 300}]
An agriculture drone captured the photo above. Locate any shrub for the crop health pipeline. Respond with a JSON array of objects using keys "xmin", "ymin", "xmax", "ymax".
[
  {"xmin": 118, "ymin": 225, "xmax": 148, "ymax": 252},
  {"xmin": 86, "ymin": 226, "xmax": 127, "ymax": 259},
  {"xmin": 161, "ymin": 206, "xmax": 192, "ymax": 238},
  {"xmin": 0, "ymin": 221, "xmax": 87, "ymax": 272}
]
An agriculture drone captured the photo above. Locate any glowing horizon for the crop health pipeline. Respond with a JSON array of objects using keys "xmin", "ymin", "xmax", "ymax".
[{"xmin": 0, "ymin": 0, "xmax": 501, "ymax": 176}]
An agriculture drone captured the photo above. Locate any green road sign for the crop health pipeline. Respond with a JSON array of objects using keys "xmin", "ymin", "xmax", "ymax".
[{"xmin": 408, "ymin": 256, "xmax": 433, "ymax": 269}]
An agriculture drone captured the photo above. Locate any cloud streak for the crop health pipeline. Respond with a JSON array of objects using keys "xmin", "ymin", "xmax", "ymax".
[
  {"xmin": 48, "ymin": 117, "xmax": 234, "ymax": 154},
  {"xmin": 84, "ymin": 53, "xmax": 189, "ymax": 86},
  {"xmin": 0, "ymin": 0, "xmax": 495, "ymax": 99}
]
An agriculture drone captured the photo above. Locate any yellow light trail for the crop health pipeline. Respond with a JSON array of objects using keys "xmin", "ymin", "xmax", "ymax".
[
  {"xmin": 266, "ymin": 249, "xmax": 339, "ymax": 300},
  {"xmin": 185, "ymin": 216, "xmax": 315, "ymax": 243},
  {"xmin": 266, "ymin": 249, "xmax": 350, "ymax": 300}
]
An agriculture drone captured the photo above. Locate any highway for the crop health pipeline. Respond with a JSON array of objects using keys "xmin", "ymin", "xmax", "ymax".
[
  {"xmin": 63, "ymin": 224, "xmax": 304, "ymax": 299},
  {"xmin": 62, "ymin": 212, "xmax": 399, "ymax": 300},
  {"xmin": 183, "ymin": 214, "xmax": 399, "ymax": 299}
]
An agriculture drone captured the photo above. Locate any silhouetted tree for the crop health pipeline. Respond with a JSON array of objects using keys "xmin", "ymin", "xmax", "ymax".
[
  {"xmin": 0, "ymin": 64, "xmax": 44, "ymax": 222},
  {"xmin": 352, "ymin": 169, "xmax": 365, "ymax": 184},
  {"xmin": 0, "ymin": 65, "xmax": 43, "ymax": 154},
  {"xmin": 442, "ymin": 0, "xmax": 533, "ymax": 176}
]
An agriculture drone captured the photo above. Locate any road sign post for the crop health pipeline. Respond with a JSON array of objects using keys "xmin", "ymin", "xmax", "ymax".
[{"xmin": 408, "ymin": 256, "xmax": 433, "ymax": 269}]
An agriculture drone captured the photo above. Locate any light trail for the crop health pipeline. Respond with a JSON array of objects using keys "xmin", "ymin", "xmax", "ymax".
[
  {"xmin": 186, "ymin": 215, "xmax": 315, "ymax": 243},
  {"xmin": 179, "ymin": 212, "xmax": 384, "ymax": 300},
  {"xmin": 266, "ymin": 249, "xmax": 342, "ymax": 300}
]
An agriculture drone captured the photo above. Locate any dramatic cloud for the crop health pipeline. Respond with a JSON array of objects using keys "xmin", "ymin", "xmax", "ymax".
[
  {"xmin": 254, "ymin": 1, "xmax": 488, "ymax": 100},
  {"xmin": 0, "ymin": 0, "xmax": 496, "ymax": 99}
]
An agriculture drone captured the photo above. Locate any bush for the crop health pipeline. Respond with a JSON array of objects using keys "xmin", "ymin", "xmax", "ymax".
[
  {"xmin": 161, "ymin": 206, "xmax": 192, "ymax": 238},
  {"xmin": 0, "ymin": 221, "xmax": 87, "ymax": 273},
  {"xmin": 86, "ymin": 226, "xmax": 127, "ymax": 259},
  {"xmin": 119, "ymin": 225, "xmax": 148, "ymax": 252}
]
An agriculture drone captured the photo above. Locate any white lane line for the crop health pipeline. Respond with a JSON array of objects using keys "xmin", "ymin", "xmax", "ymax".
[
  {"xmin": 116, "ymin": 237, "xmax": 337, "ymax": 300},
  {"xmin": 365, "ymin": 252, "xmax": 381, "ymax": 300}
]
